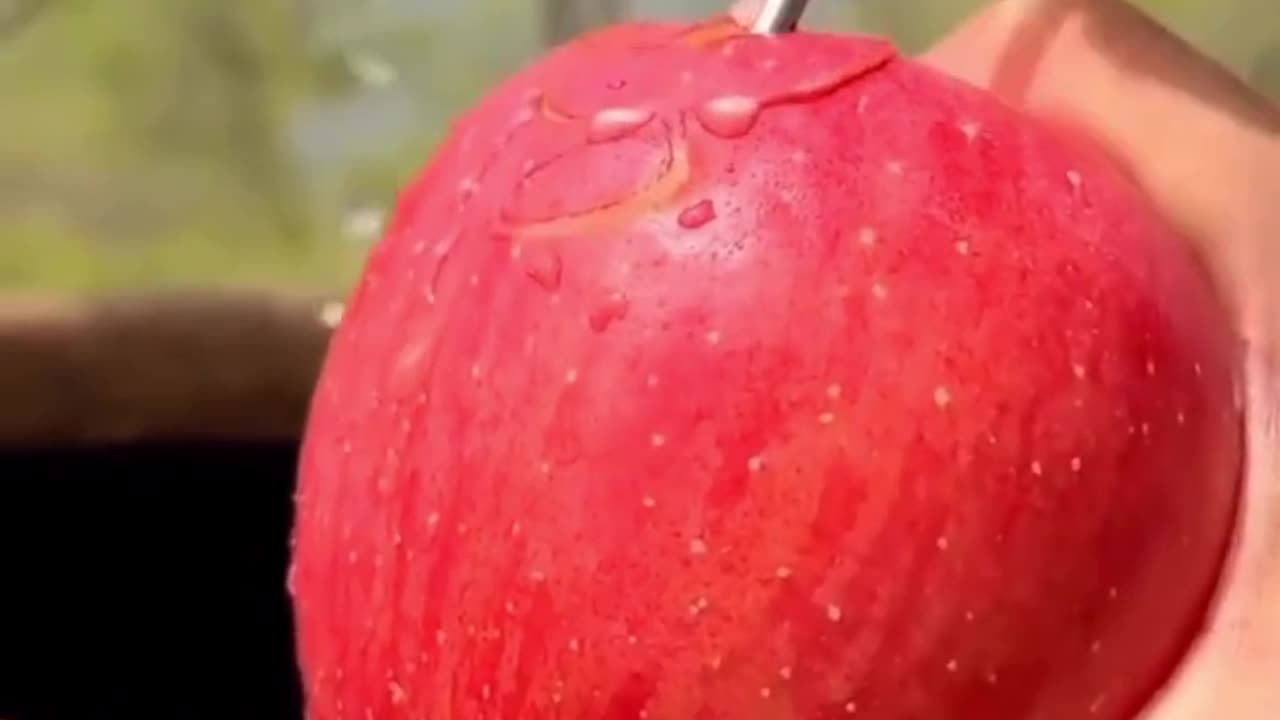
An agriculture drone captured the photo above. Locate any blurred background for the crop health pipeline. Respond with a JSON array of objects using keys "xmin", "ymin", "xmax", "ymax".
[
  {"xmin": 0, "ymin": 2, "xmax": 1276, "ymax": 719},
  {"xmin": 1, "ymin": 0, "xmax": 1276, "ymax": 293}
]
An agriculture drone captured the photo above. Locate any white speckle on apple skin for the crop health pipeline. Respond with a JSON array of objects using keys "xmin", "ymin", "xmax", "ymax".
[
  {"xmin": 386, "ymin": 676, "xmax": 407, "ymax": 702},
  {"xmin": 934, "ymin": 386, "xmax": 953, "ymax": 408}
]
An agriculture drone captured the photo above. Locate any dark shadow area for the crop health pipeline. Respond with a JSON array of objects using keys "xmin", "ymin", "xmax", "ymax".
[{"xmin": 0, "ymin": 440, "xmax": 305, "ymax": 720}]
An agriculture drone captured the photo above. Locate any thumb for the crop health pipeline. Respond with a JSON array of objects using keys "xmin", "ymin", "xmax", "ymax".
[{"xmin": 920, "ymin": 0, "xmax": 1280, "ymax": 350}]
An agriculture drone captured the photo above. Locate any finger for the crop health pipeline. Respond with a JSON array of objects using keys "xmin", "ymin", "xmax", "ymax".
[
  {"xmin": 1143, "ymin": 352, "xmax": 1280, "ymax": 720},
  {"xmin": 921, "ymin": 0, "xmax": 1280, "ymax": 351}
]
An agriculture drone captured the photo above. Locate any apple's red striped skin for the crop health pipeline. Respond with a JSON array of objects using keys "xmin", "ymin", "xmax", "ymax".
[{"xmin": 291, "ymin": 16, "xmax": 1243, "ymax": 720}]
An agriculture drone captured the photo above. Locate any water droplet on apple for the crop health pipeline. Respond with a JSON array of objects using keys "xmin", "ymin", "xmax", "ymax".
[
  {"xmin": 678, "ymin": 199, "xmax": 717, "ymax": 229},
  {"xmin": 695, "ymin": 96, "xmax": 761, "ymax": 138},
  {"xmin": 427, "ymin": 233, "xmax": 459, "ymax": 299},
  {"xmin": 587, "ymin": 292, "xmax": 629, "ymax": 333},
  {"xmin": 587, "ymin": 107, "xmax": 655, "ymax": 144},
  {"xmin": 523, "ymin": 248, "xmax": 563, "ymax": 291}
]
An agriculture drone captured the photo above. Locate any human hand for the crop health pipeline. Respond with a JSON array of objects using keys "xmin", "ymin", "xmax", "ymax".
[
  {"xmin": 923, "ymin": 3, "xmax": 1279, "ymax": 718},
  {"xmin": 729, "ymin": 0, "xmax": 1280, "ymax": 716}
]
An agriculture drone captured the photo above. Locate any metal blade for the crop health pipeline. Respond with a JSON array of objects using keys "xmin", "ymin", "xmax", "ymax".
[{"xmin": 750, "ymin": 0, "xmax": 812, "ymax": 34}]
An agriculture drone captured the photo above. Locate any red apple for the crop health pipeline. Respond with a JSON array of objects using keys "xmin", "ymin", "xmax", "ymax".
[{"xmin": 290, "ymin": 12, "xmax": 1243, "ymax": 720}]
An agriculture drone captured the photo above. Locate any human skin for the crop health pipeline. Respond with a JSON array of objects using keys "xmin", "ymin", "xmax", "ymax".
[
  {"xmin": 916, "ymin": 3, "xmax": 1280, "ymax": 718},
  {"xmin": 735, "ymin": 0, "xmax": 1280, "ymax": 716}
]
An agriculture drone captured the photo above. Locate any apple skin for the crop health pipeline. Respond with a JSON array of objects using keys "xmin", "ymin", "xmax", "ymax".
[{"xmin": 290, "ymin": 15, "xmax": 1244, "ymax": 720}]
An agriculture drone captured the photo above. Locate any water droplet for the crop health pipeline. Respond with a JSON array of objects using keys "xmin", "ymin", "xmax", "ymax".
[
  {"xmin": 678, "ymin": 199, "xmax": 717, "ymax": 229},
  {"xmin": 523, "ymin": 248, "xmax": 563, "ymax": 290},
  {"xmin": 428, "ymin": 233, "xmax": 459, "ymax": 299},
  {"xmin": 606, "ymin": 79, "xmax": 627, "ymax": 90},
  {"xmin": 587, "ymin": 107, "xmax": 654, "ymax": 144},
  {"xmin": 695, "ymin": 96, "xmax": 762, "ymax": 138},
  {"xmin": 587, "ymin": 292, "xmax": 630, "ymax": 332},
  {"xmin": 458, "ymin": 177, "xmax": 480, "ymax": 201}
]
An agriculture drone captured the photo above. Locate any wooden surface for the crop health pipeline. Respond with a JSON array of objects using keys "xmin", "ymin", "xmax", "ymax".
[{"xmin": 0, "ymin": 289, "xmax": 341, "ymax": 447}]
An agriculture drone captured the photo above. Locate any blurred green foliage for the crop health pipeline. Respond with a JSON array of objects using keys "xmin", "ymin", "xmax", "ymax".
[{"xmin": 0, "ymin": 0, "xmax": 1274, "ymax": 293}]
